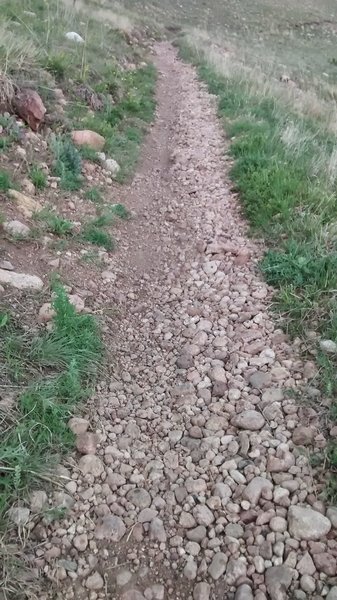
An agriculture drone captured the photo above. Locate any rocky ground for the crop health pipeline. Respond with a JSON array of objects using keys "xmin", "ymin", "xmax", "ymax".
[{"xmin": 24, "ymin": 43, "xmax": 337, "ymax": 600}]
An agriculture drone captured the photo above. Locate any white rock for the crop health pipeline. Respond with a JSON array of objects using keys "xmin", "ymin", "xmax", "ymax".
[
  {"xmin": 8, "ymin": 506, "xmax": 30, "ymax": 526},
  {"xmin": 231, "ymin": 410, "xmax": 265, "ymax": 430},
  {"xmin": 319, "ymin": 339, "xmax": 337, "ymax": 354},
  {"xmin": 86, "ymin": 571, "xmax": 104, "ymax": 590},
  {"xmin": 0, "ymin": 269, "xmax": 43, "ymax": 290},
  {"xmin": 78, "ymin": 455, "xmax": 104, "ymax": 477},
  {"xmin": 65, "ymin": 31, "xmax": 84, "ymax": 43},
  {"xmin": 288, "ymin": 505, "xmax": 331, "ymax": 540},
  {"xmin": 105, "ymin": 158, "xmax": 120, "ymax": 177},
  {"xmin": 4, "ymin": 220, "xmax": 30, "ymax": 237}
]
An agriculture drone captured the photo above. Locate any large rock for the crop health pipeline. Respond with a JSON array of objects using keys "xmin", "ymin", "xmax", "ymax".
[
  {"xmin": 95, "ymin": 515, "xmax": 126, "ymax": 541},
  {"xmin": 4, "ymin": 219, "xmax": 31, "ymax": 236},
  {"xmin": 208, "ymin": 552, "xmax": 227, "ymax": 580},
  {"xmin": 193, "ymin": 504, "xmax": 214, "ymax": 526},
  {"xmin": 13, "ymin": 88, "xmax": 46, "ymax": 131},
  {"xmin": 127, "ymin": 488, "xmax": 151, "ymax": 509},
  {"xmin": 243, "ymin": 476, "xmax": 273, "ymax": 505},
  {"xmin": 0, "ymin": 269, "xmax": 43, "ymax": 290},
  {"xmin": 288, "ymin": 505, "xmax": 331, "ymax": 540},
  {"xmin": 85, "ymin": 572, "xmax": 104, "ymax": 590},
  {"xmin": 265, "ymin": 566, "xmax": 293, "ymax": 600},
  {"xmin": 65, "ymin": 31, "xmax": 84, "ymax": 43},
  {"xmin": 105, "ymin": 158, "xmax": 120, "ymax": 177},
  {"xmin": 71, "ymin": 130, "xmax": 105, "ymax": 151},
  {"xmin": 8, "ymin": 506, "xmax": 30, "ymax": 526},
  {"xmin": 225, "ymin": 558, "xmax": 247, "ymax": 585},
  {"xmin": 235, "ymin": 585, "xmax": 253, "ymax": 600},
  {"xmin": 8, "ymin": 189, "xmax": 42, "ymax": 218},
  {"xmin": 78, "ymin": 455, "xmax": 104, "ymax": 477},
  {"xmin": 231, "ymin": 410, "xmax": 265, "ymax": 431},
  {"xmin": 193, "ymin": 582, "xmax": 210, "ymax": 600},
  {"xmin": 76, "ymin": 432, "xmax": 97, "ymax": 455}
]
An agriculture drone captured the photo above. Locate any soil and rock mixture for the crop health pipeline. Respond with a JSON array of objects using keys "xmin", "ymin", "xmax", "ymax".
[{"xmin": 11, "ymin": 43, "xmax": 337, "ymax": 600}]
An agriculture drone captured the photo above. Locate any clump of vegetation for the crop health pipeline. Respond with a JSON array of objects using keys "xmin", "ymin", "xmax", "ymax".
[
  {"xmin": 110, "ymin": 203, "xmax": 130, "ymax": 220},
  {"xmin": 29, "ymin": 165, "xmax": 47, "ymax": 190},
  {"xmin": 85, "ymin": 186, "xmax": 103, "ymax": 204},
  {"xmin": 0, "ymin": 286, "xmax": 103, "ymax": 523},
  {"xmin": 0, "ymin": 115, "xmax": 20, "ymax": 152},
  {"xmin": 51, "ymin": 135, "xmax": 82, "ymax": 191},
  {"xmin": 0, "ymin": 169, "xmax": 12, "ymax": 192},
  {"xmin": 82, "ymin": 223, "xmax": 114, "ymax": 250},
  {"xmin": 37, "ymin": 209, "xmax": 73, "ymax": 236}
]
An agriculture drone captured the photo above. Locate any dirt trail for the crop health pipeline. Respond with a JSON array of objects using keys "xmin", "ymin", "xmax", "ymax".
[{"xmin": 34, "ymin": 43, "xmax": 336, "ymax": 600}]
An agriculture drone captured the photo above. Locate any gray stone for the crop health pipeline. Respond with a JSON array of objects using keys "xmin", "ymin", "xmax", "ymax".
[
  {"xmin": 327, "ymin": 587, "xmax": 337, "ymax": 600},
  {"xmin": 186, "ymin": 525, "xmax": 207, "ymax": 541},
  {"xmin": 208, "ymin": 552, "xmax": 228, "ymax": 580},
  {"xmin": 297, "ymin": 552, "xmax": 315, "ymax": 576},
  {"xmin": 138, "ymin": 508, "xmax": 158, "ymax": 523},
  {"xmin": 193, "ymin": 504, "xmax": 214, "ymax": 526},
  {"xmin": 73, "ymin": 533, "xmax": 88, "ymax": 552},
  {"xmin": 116, "ymin": 569, "xmax": 132, "ymax": 587},
  {"xmin": 225, "ymin": 558, "xmax": 247, "ymax": 585},
  {"xmin": 121, "ymin": 592, "xmax": 145, "ymax": 600},
  {"xmin": 105, "ymin": 159, "xmax": 120, "ymax": 177},
  {"xmin": 95, "ymin": 515, "xmax": 126, "ymax": 541},
  {"xmin": 243, "ymin": 476, "xmax": 273, "ymax": 505},
  {"xmin": 288, "ymin": 505, "xmax": 331, "ymax": 540},
  {"xmin": 8, "ymin": 506, "xmax": 30, "ymax": 526},
  {"xmin": 235, "ymin": 585, "xmax": 254, "ymax": 600},
  {"xmin": 127, "ymin": 488, "xmax": 151, "ymax": 509},
  {"xmin": 149, "ymin": 518, "xmax": 167, "ymax": 542},
  {"xmin": 78, "ymin": 455, "xmax": 104, "ymax": 477},
  {"xmin": 300, "ymin": 575, "xmax": 316, "ymax": 594},
  {"xmin": 265, "ymin": 566, "xmax": 293, "ymax": 600},
  {"xmin": 320, "ymin": 339, "xmax": 337, "ymax": 354},
  {"xmin": 249, "ymin": 371, "xmax": 271, "ymax": 389},
  {"xmin": 184, "ymin": 558, "xmax": 197, "ymax": 580},
  {"xmin": 193, "ymin": 582, "xmax": 210, "ymax": 600},
  {"xmin": 86, "ymin": 572, "xmax": 104, "ymax": 590},
  {"xmin": 30, "ymin": 490, "xmax": 48, "ymax": 513},
  {"xmin": 225, "ymin": 523, "xmax": 244, "ymax": 538},
  {"xmin": 0, "ymin": 269, "xmax": 42, "ymax": 290},
  {"xmin": 231, "ymin": 410, "xmax": 265, "ymax": 430},
  {"xmin": 68, "ymin": 417, "xmax": 90, "ymax": 435},
  {"xmin": 4, "ymin": 220, "xmax": 30, "ymax": 237}
]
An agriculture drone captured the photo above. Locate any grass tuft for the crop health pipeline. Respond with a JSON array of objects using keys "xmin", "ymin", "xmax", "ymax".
[
  {"xmin": 51, "ymin": 135, "xmax": 83, "ymax": 191},
  {"xmin": 0, "ymin": 286, "xmax": 103, "ymax": 524},
  {"xmin": 29, "ymin": 165, "xmax": 47, "ymax": 190}
]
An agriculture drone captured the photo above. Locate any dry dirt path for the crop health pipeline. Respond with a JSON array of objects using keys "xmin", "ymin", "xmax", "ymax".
[{"xmin": 33, "ymin": 43, "xmax": 337, "ymax": 600}]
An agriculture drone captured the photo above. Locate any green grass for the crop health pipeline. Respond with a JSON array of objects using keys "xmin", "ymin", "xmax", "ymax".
[
  {"xmin": 110, "ymin": 203, "xmax": 130, "ymax": 220},
  {"xmin": 0, "ymin": 169, "xmax": 12, "ymax": 192},
  {"xmin": 37, "ymin": 209, "xmax": 73, "ymax": 236},
  {"xmin": 82, "ymin": 224, "xmax": 114, "ymax": 251},
  {"xmin": 0, "ymin": 286, "xmax": 103, "ymax": 524},
  {"xmin": 29, "ymin": 165, "xmax": 47, "ymax": 190},
  {"xmin": 51, "ymin": 135, "xmax": 83, "ymax": 191},
  {"xmin": 85, "ymin": 186, "xmax": 103, "ymax": 204}
]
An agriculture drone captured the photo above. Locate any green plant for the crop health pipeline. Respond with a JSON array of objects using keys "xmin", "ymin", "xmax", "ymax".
[
  {"xmin": 0, "ymin": 285, "xmax": 103, "ymax": 524},
  {"xmin": 110, "ymin": 203, "xmax": 130, "ymax": 219},
  {"xmin": 43, "ymin": 53, "xmax": 69, "ymax": 79},
  {"xmin": 37, "ymin": 210, "xmax": 73, "ymax": 236},
  {"xmin": 81, "ymin": 224, "xmax": 114, "ymax": 250},
  {"xmin": 0, "ymin": 169, "xmax": 12, "ymax": 192},
  {"xmin": 79, "ymin": 145, "xmax": 100, "ymax": 162},
  {"xmin": 85, "ymin": 186, "xmax": 103, "ymax": 204},
  {"xmin": 51, "ymin": 135, "xmax": 82, "ymax": 191},
  {"xmin": 29, "ymin": 165, "xmax": 47, "ymax": 190}
]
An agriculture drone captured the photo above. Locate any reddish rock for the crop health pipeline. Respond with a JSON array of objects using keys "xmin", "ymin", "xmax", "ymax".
[
  {"xmin": 76, "ymin": 432, "xmax": 98, "ymax": 455},
  {"xmin": 14, "ymin": 89, "xmax": 46, "ymax": 131},
  {"xmin": 71, "ymin": 130, "xmax": 105, "ymax": 151},
  {"xmin": 313, "ymin": 552, "xmax": 337, "ymax": 576}
]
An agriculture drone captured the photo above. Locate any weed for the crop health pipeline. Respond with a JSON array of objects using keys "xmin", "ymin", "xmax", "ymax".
[
  {"xmin": 0, "ymin": 286, "xmax": 103, "ymax": 523},
  {"xmin": 85, "ymin": 186, "xmax": 103, "ymax": 204},
  {"xmin": 110, "ymin": 203, "xmax": 130, "ymax": 220},
  {"xmin": 43, "ymin": 53, "xmax": 70, "ymax": 80},
  {"xmin": 29, "ymin": 165, "xmax": 47, "ymax": 190},
  {"xmin": 0, "ymin": 169, "xmax": 12, "ymax": 192},
  {"xmin": 79, "ymin": 145, "xmax": 101, "ymax": 163},
  {"xmin": 37, "ymin": 210, "xmax": 73, "ymax": 236},
  {"xmin": 51, "ymin": 135, "xmax": 82, "ymax": 191},
  {"xmin": 81, "ymin": 224, "xmax": 114, "ymax": 251}
]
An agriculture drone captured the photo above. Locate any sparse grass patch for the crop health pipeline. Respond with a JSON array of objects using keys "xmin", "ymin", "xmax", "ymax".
[
  {"xmin": 110, "ymin": 203, "xmax": 130, "ymax": 219},
  {"xmin": 85, "ymin": 186, "xmax": 103, "ymax": 204},
  {"xmin": 37, "ymin": 209, "xmax": 73, "ymax": 236},
  {"xmin": 81, "ymin": 223, "xmax": 114, "ymax": 250},
  {"xmin": 0, "ymin": 286, "xmax": 103, "ymax": 525},
  {"xmin": 0, "ymin": 169, "xmax": 12, "ymax": 192},
  {"xmin": 51, "ymin": 135, "xmax": 83, "ymax": 191},
  {"xmin": 29, "ymin": 165, "xmax": 47, "ymax": 190}
]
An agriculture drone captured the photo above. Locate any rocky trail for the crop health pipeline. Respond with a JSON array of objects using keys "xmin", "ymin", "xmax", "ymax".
[{"xmin": 30, "ymin": 43, "xmax": 337, "ymax": 600}]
